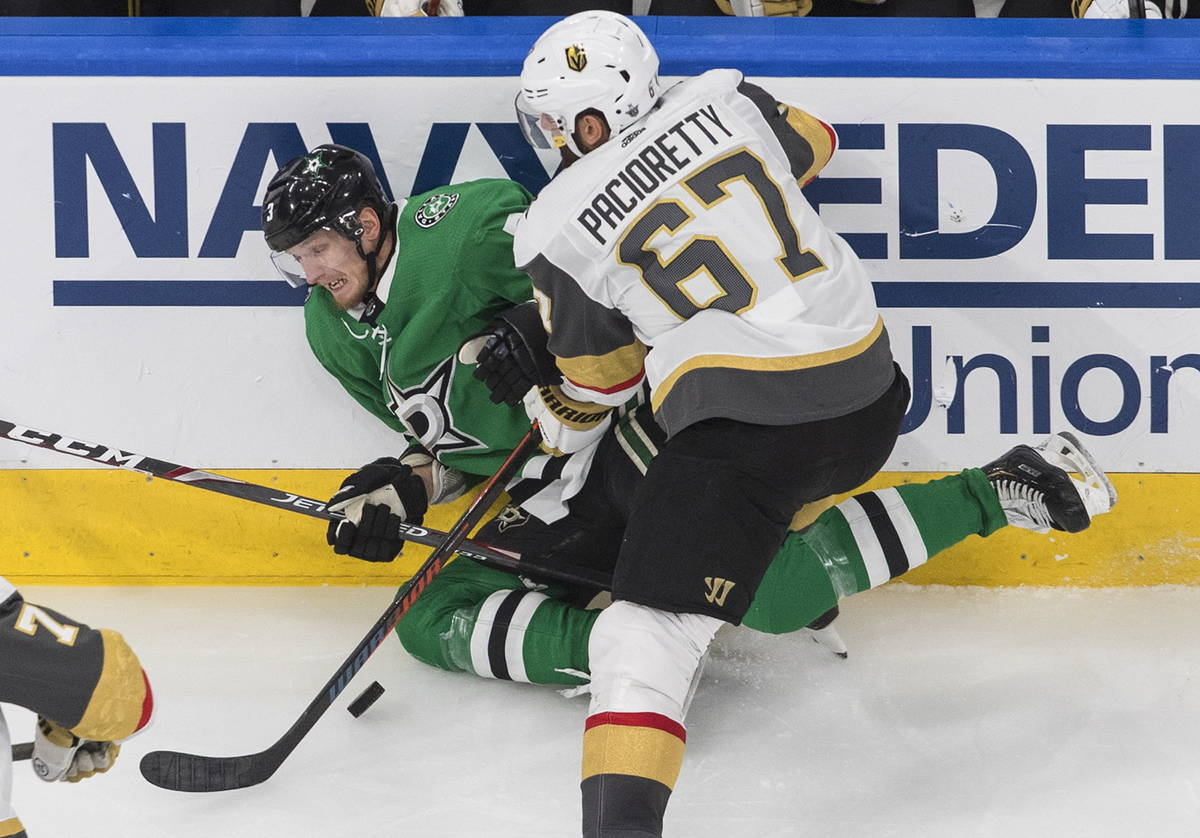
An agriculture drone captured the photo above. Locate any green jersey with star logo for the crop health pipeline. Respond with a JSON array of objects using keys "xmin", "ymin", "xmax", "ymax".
[{"xmin": 304, "ymin": 178, "xmax": 536, "ymax": 477}]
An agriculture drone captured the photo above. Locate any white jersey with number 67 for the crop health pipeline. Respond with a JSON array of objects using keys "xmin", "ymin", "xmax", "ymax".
[{"xmin": 514, "ymin": 68, "xmax": 894, "ymax": 438}]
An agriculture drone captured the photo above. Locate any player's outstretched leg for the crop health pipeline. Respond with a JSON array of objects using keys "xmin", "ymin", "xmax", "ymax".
[
  {"xmin": 743, "ymin": 431, "xmax": 1116, "ymax": 637},
  {"xmin": 981, "ymin": 430, "xmax": 1116, "ymax": 534}
]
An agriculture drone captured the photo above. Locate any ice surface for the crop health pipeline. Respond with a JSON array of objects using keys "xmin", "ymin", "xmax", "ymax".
[{"xmin": 9, "ymin": 583, "xmax": 1200, "ymax": 837}]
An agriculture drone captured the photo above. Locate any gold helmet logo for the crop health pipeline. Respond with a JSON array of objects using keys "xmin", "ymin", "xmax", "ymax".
[{"xmin": 565, "ymin": 44, "xmax": 587, "ymax": 72}]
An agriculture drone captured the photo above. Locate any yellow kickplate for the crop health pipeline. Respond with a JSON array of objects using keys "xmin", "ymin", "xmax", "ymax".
[
  {"xmin": 0, "ymin": 469, "xmax": 499, "ymax": 586},
  {"xmin": 0, "ymin": 469, "xmax": 1181, "ymax": 587}
]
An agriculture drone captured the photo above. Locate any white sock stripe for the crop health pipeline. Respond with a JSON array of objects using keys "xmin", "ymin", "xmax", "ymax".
[
  {"xmin": 874, "ymin": 487, "xmax": 930, "ymax": 570},
  {"xmin": 627, "ymin": 413, "xmax": 660, "ymax": 459},
  {"xmin": 469, "ymin": 589, "xmax": 512, "ymax": 679},
  {"xmin": 615, "ymin": 427, "xmax": 649, "ymax": 475},
  {"xmin": 503, "ymin": 591, "xmax": 550, "ymax": 683},
  {"xmin": 838, "ymin": 496, "xmax": 891, "ymax": 589}
]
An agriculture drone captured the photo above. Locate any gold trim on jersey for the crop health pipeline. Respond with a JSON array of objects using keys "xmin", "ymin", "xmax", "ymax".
[
  {"xmin": 651, "ymin": 316, "xmax": 886, "ymax": 413},
  {"xmin": 783, "ymin": 106, "xmax": 835, "ymax": 184},
  {"xmin": 0, "ymin": 817, "xmax": 25, "ymax": 838},
  {"xmin": 581, "ymin": 723, "xmax": 686, "ymax": 789},
  {"xmin": 73, "ymin": 629, "xmax": 147, "ymax": 742},
  {"xmin": 790, "ymin": 495, "xmax": 836, "ymax": 531},
  {"xmin": 557, "ymin": 342, "xmax": 647, "ymax": 395}
]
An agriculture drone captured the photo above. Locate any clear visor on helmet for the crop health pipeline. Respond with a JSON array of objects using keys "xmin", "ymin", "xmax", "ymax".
[
  {"xmin": 269, "ymin": 249, "xmax": 309, "ymax": 289},
  {"xmin": 514, "ymin": 93, "xmax": 567, "ymax": 151}
]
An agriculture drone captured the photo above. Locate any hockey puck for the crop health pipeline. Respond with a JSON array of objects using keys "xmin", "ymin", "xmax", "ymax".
[{"xmin": 347, "ymin": 681, "xmax": 385, "ymax": 718}]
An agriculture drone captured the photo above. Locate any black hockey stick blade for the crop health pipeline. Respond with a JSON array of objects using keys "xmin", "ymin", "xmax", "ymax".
[
  {"xmin": 140, "ymin": 743, "xmax": 286, "ymax": 793},
  {"xmin": 139, "ymin": 427, "xmax": 542, "ymax": 793},
  {"xmin": 12, "ymin": 742, "xmax": 32, "ymax": 761}
]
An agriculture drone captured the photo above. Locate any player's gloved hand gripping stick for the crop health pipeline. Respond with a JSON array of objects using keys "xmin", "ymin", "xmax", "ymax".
[{"xmin": 0, "ymin": 419, "xmax": 604, "ymax": 589}]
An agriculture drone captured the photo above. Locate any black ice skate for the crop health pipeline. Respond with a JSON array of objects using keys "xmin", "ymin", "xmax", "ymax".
[
  {"xmin": 981, "ymin": 431, "xmax": 1117, "ymax": 534},
  {"xmin": 803, "ymin": 605, "xmax": 848, "ymax": 659}
]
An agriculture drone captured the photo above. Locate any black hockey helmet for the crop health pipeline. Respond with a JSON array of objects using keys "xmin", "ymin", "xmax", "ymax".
[{"xmin": 262, "ymin": 144, "xmax": 394, "ymax": 287}]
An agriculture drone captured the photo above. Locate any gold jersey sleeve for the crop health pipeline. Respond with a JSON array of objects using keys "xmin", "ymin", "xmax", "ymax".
[{"xmin": 0, "ymin": 579, "xmax": 151, "ymax": 740}]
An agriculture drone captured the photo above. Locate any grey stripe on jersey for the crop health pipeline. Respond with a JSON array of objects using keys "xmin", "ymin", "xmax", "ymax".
[
  {"xmin": 654, "ymin": 327, "xmax": 896, "ymax": 437},
  {"xmin": 0, "ymin": 577, "xmax": 15, "ymax": 604},
  {"xmin": 469, "ymin": 588, "xmax": 551, "ymax": 682},
  {"xmin": 523, "ymin": 253, "xmax": 641, "ymax": 384},
  {"xmin": 838, "ymin": 488, "xmax": 929, "ymax": 589}
]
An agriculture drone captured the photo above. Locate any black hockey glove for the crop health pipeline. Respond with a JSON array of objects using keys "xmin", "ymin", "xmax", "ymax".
[
  {"xmin": 326, "ymin": 458, "xmax": 428, "ymax": 562},
  {"xmin": 469, "ymin": 301, "xmax": 562, "ymax": 407}
]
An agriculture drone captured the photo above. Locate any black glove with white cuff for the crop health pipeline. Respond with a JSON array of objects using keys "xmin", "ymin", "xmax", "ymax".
[{"xmin": 326, "ymin": 457, "xmax": 429, "ymax": 562}]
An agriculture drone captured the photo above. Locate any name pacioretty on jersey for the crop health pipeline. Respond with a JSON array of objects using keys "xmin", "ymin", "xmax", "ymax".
[{"xmin": 575, "ymin": 103, "xmax": 734, "ymax": 246}]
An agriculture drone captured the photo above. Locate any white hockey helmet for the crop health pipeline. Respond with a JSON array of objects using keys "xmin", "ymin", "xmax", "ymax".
[{"xmin": 516, "ymin": 11, "xmax": 660, "ymax": 158}]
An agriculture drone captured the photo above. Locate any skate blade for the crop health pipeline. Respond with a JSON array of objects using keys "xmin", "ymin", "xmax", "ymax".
[
  {"xmin": 1039, "ymin": 431, "xmax": 1118, "ymax": 512},
  {"xmin": 805, "ymin": 625, "xmax": 849, "ymax": 659}
]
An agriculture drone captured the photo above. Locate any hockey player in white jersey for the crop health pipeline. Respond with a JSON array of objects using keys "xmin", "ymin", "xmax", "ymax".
[{"xmin": 512, "ymin": 11, "xmax": 910, "ymax": 836}]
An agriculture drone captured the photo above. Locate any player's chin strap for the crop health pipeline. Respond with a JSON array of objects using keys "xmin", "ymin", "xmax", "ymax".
[{"xmin": 357, "ymin": 201, "xmax": 402, "ymax": 327}]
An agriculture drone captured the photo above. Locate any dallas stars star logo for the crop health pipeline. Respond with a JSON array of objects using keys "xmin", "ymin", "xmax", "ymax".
[
  {"xmin": 385, "ymin": 357, "xmax": 483, "ymax": 457},
  {"xmin": 303, "ymin": 153, "xmax": 328, "ymax": 175}
]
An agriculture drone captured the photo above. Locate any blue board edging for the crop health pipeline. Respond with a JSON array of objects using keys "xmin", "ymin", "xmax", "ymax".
[
  {"xmin": 51, "ymin": 279, "xmax": 1200, "ymax": 308},
  {"xmin": 1, "ymin": 17, "xmax": 1198, "ymax": 78}
]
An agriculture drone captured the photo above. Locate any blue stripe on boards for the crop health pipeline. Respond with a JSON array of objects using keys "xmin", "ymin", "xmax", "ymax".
[
  {"xmin": 52, "ymin": 280, "xmax": 307, "ymax": 307},
  {"xmin": 874, "ymin": 282, "xmax": 1200, "ymax": 309},
  {"xmin": 0, "ymin": 18, "xmax": 1198, "ymax": 79},
  {"xmin": 52, "ymin": 279, "xmax": 1200, "ymax": 309}
]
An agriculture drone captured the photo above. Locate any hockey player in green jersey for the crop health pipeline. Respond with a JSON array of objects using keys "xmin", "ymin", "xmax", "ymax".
[{"xmin": 261, "ymin": 143, "xmax": 1115, "ymax": 715}]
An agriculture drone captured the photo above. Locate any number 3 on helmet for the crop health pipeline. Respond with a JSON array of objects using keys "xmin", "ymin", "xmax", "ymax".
[{"xmin": 515, "ymin": 11, "xmax": 661, "ymax": 159}]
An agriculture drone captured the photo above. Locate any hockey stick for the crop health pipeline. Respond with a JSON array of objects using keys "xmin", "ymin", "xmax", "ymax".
[
  {"xmin": 137, "ymin": 425, "xmax": 543, "ymax": 793},
  {"xmin": 12, "ymin": 742, "xmax": 32, "ymax": 761},
  {"xmin": 0, "ymin": 419, "xmax": 606, "ymax": 590}
]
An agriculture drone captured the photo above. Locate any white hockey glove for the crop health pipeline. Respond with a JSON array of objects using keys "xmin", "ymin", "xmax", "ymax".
[
  {"xmin": 376, "ymin": 0, "xmax": 463, "ymax": 15},
  {"xmin": 523, "ymin": 385, "xmax": 613, "ymax": 456},
  {"xmin": 326, "ymin": 458, "xmax": 429, "ymax": 562},
  {"xmin": 1074, "ymin": 0, "xmax": 1163, "ymax": 16},
  {"xmin": 32, "ymin": 717, "xmax": 121, "ymax": 784}
]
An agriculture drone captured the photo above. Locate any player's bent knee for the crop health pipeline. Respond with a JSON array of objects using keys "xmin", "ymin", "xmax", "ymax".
[
  {"xmin": 393, "ymin": 604, "xmax": 459, "ymax": 672},
  {"xmin": 587, "ymin": 601, "xmax": 722, "ymax": 719},
  {"xmin": 393, "ymin": 560, "xmax": 523, "ymax": 673}
]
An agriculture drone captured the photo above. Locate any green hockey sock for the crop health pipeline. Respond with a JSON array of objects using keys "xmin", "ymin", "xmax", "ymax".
[
  {"xmin": 441, "ymin": 589, "xmax": 599, "ymax": 685},
  {"xmin": 395, "ymin": 558, "xmax": 597, "ymax": 686},
  {"xmin": 743, "ymin": 468, "xmax": 1005, "ymax": 635}
]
